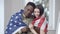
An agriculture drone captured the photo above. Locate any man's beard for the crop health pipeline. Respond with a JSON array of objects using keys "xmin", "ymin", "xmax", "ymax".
[{"xmin": 26, "ymin": 14, "xmax": 33, "ymax": 18}]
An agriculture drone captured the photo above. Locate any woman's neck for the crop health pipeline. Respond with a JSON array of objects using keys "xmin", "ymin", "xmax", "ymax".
[{"xmin": 36, "ymin": 16, "xmax": 40, "ymax": 18}]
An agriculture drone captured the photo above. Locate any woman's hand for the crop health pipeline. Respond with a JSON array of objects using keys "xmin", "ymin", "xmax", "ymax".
[
  {"xmin": 29, "ymin": 24, "xmax": 33, "ymax": 29},
  {"xmin": 29, "ymin": 24, "xmax": 38, "ymax": 34}
]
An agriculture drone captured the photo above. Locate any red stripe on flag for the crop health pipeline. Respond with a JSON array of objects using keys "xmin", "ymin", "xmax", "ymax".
[
  {"xmin": 44, "ymin": 24, "xmax": 48, "ymax": 32},
  {"xmin": 38, "ymin": 17, "xmax": 45, "ymax": 28}
]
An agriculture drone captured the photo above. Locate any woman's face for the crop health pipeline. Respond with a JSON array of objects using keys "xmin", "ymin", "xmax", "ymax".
[{"xmin": 34, "ymin": 8, "xmax": 40, "ymax": 18}]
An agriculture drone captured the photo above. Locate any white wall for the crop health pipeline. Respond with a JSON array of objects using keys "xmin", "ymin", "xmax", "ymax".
[
  {"xmin": 48, "ymin": 0, "xmax": 55, "ymax": 30},
  {"xmin": 4, "ymin": 0, "xmax": 25, "ymax": 30},
  {"xmin": 55, "ymin": 0, "xmax": 60, "ymax": 34},
  {"xmin": 0, "ymin": 0, "xmax": 4, "ymax": 34},
  {"xmin": 55, "ymin": 0, "xmax": 60, "ymax": 29}
]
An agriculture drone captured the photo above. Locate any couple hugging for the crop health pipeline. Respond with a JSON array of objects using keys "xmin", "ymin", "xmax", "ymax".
[{"xmin": 5, "ymin": 2, "xmax": 48, "ymax": 34}]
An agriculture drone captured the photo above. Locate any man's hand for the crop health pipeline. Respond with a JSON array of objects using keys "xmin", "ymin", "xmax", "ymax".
[{"xmin": 21, "ymin": 27, "xmax": 28, "ymax": 32}]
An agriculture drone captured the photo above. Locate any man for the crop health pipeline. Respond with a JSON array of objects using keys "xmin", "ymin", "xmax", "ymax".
[{"xmin": 5, "ymin": 2, "xmax": 36, "ymax": 34}]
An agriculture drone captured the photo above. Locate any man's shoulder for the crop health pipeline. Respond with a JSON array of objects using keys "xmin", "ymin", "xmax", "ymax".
[
  {"xmin": 11, "ymin": 9, "xmax": 24, "ymax": 18},
  {"xmin": 13, "ymin": 9, "xmax": 24, "ymax": 15},
  {"xmin": 16, "ymin": 9, "xmax": 24, "ymax": 14}
]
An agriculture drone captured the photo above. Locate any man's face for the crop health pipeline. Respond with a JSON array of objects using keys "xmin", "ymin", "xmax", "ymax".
[{"xmin": 24, "ymin": 5, "xmax": 34, "ymax": 17}]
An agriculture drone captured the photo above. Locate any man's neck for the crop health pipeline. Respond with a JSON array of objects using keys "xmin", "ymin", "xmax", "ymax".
[{"xmin": 23, "ymin": 14, "xmax": 26, "ymax": 18}]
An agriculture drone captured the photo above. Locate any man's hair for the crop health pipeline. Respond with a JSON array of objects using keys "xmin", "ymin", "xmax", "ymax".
[{"xmin": 26, "ymin": 2, "xmax": 36, "ymax": 9}]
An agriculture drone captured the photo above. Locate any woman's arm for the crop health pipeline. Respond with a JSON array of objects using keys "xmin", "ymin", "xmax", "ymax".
[
  {"xmin": 40, "ymin": 30, "xmax": 45, "ymax": 34},
  {"xmin": 29, "ymin": 24, "xmax": 38, "ymax": 34}
]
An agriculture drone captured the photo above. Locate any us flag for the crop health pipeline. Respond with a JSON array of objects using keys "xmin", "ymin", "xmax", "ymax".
[
  {"xmin": 5, "ymin": 10, "xmax": 27, "ymax": 34},
  {"xmin": 32, "ymin": 15, "xmax": 48, "ymax": 32}
]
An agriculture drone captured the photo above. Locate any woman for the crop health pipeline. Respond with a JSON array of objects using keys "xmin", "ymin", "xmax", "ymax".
[{"xmin": 29, "ymin": 4, "xmax": 48, "ymax": 34}]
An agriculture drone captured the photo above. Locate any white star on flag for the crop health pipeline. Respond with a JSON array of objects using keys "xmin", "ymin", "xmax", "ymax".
[
  {"xmin": 19, "ymin": 14, "xmax": 21, "ymax": 16},
  {"xmin": 15, "ymin": 16, "xmax": 18, "ymax": 19},
  {"xmin": 10, "ymin": 23, "xmax": 12, "ymax": 26},
  {"xmin": 9, "ymin": 27, "xmax": 12, "ymax": 30},
  {"xmin": 10, "ymin": 19, "xmax": 13, "ymax": 21}
]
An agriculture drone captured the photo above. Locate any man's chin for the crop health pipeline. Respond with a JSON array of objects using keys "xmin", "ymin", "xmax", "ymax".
[
  {"xmin": 26, "ymin": 15, "xmax": 30, "ymax": 18},
  {"xmin": 26, "ymin": 15, "xmax": 33, "ymax": 18},
  {"xmin": 26, "ymin": 16, "xmax": 30, "ymax": 18}
]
